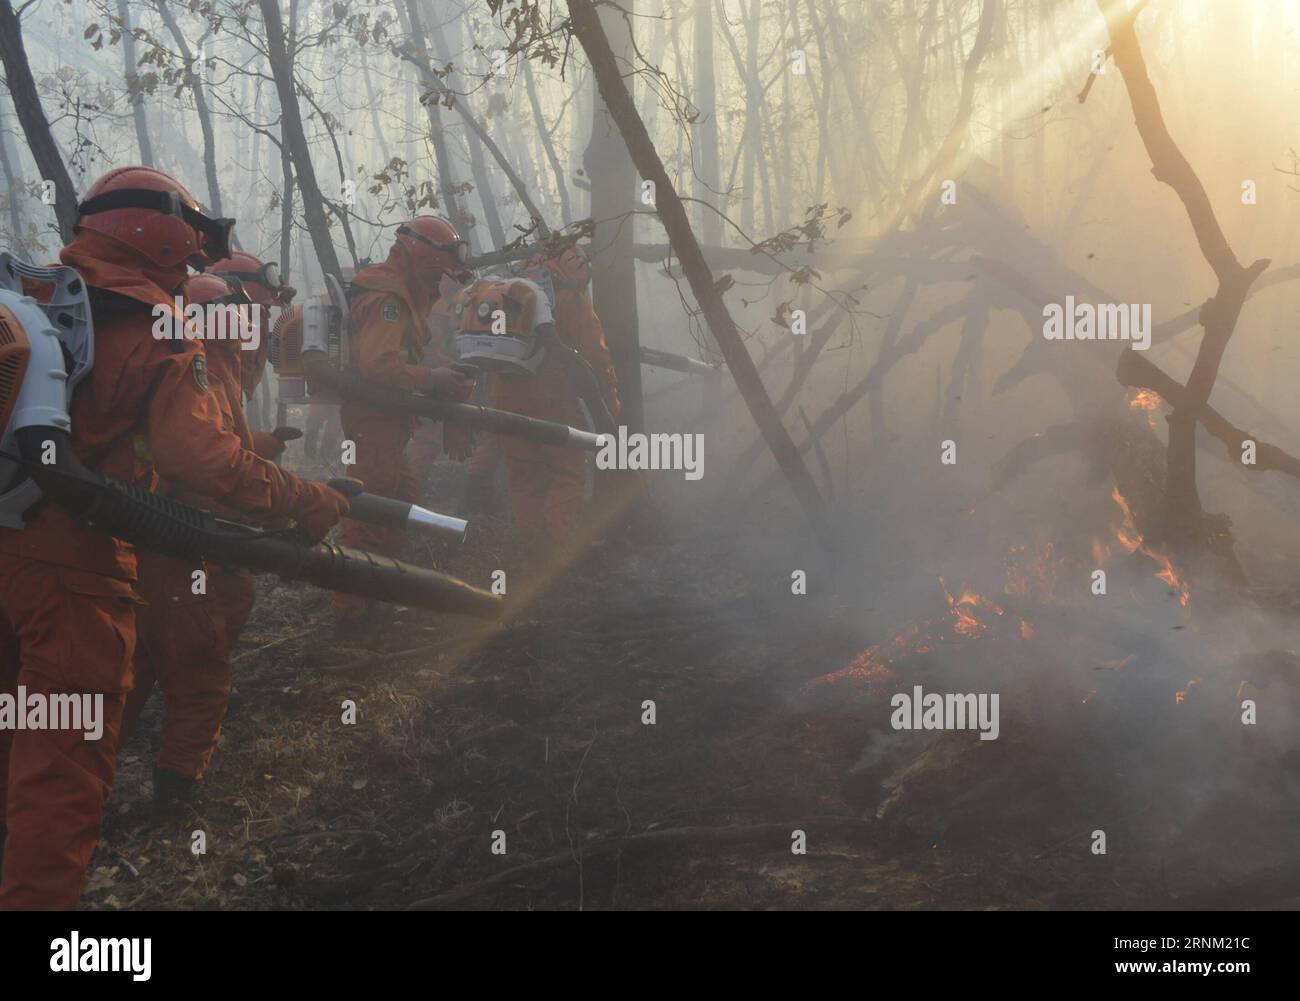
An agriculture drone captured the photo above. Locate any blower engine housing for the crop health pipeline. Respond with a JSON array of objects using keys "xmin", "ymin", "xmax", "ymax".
[
  {"xmin": 452, "ymin": 274, "xmax": 553, "ymax": 376},
  {"xmin": 0, "ymin": 254, "xmax": 94, "ymax": 528},
  {"xmin": 272, "ymin": 273, "xmax": 351, "ymax": 403}
]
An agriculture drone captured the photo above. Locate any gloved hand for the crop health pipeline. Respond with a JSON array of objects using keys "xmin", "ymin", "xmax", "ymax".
[
  {"xmin": 424, "ymin": 365, "xmax": 476, "ymax": 401},
  {"xmin": 443, "ymin": 423, "xmax": 473, "ymax": 462},
  {"xmin": 289, "ymin": 481, "xmax": 351, "ymax": 542},
  {"xmin": 252, "ymin": 430, "xmax": 287, "ymax": 460}
]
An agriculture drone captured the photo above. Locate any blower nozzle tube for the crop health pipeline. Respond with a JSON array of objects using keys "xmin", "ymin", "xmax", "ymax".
[
  {"xmin": 301, "ymin": 352, "xmax": 605, "ymax": 451},
  {"xmin": 18, "ymin": 429, "xmax": 501, "ymax": 619},
  {"xmin": 327, "ymin": 478, "xmax": 467, "ymax": 540}
]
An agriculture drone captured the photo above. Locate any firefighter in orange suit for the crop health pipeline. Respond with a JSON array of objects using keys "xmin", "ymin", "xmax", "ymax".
[
  {"xmin": 0, "ymin": 166, "xmax": 349, "ymax": 910},
  {"xmin": 408, "ymin": 296, "xmax": 472, "ymax": 489},
  {"xmin": 120, "ymin": 274, "xmax": 270, "ymax": 819},
  {"xmin": 209, "ymin": 250, "xmax": 297, "ymax": 458},
  {"xmin": 330, "ymin": 217, "xmax": 475, "ymax": 635},
  {"xmin": 489, "ymin": 246, "xmax": 620, "ymax": 550}
]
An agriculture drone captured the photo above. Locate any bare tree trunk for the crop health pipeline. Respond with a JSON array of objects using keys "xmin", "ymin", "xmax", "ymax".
[
  {"xmin": 0, "ymin": 96, "xmax": 25, "ymax": 249},
  {"xmin": 279, "ymin": 139, "xmax": 294, "ymax": 280},
  {"xmin": 260, "ymin": 0, "xmax": 341, "ymax": 278},
  {"xmin": 799, "ymin": 0, "xmax": 839, "ymax": 205},
  {"xmin": 116, "ymin": 0, "xmax": 154, "ymax": 166},
  {"xmin": 0, "ymin": 0, "xmax": 77, "ymax": 242},
  {"xmin": 1093, "ymin": 0, "xmax": 1270, "ymax": 542},
  {"xmin": 248, "ymin": 72, "xmax": 263, "ymax": 210},
  {"xmin": 584, "ymin": 0, "xmax": 644, "ymax": 432},
  {"xmin": 692, "ymin": 0, "xmax": 722, "ymax": 246},
  {"xmin": 638, "ymin": 0, "xmax": 668, "ymax": 141},
  {"xmin": 394, "ymin": 0, "xmax": 469, "ymax": 240},
  {"xmin": 524, "ymin": 60, "xmax": 572, "ymax": 225},
  {"xmin": 777, "ymin": 12, "xmax": 793, "ymax": 228},
  {"xmin": 740, "ymin": 0, "xmax": 760, "ymax": 234},
  {"xmin": 869, "ymin": 276, "xmax": 920, "ymax": 445},
  {"xmin": 429, "ymin": 14, "xmax": 505, "ymax": 249},
  {"xmin": 889, "ymin": 0, "xmax": 940, "ymax": 179},
  {"xmin": 358, "ymin": 45, "xmax": 394, "ymax": 168},
  {"xmin": 567, "ymin": 0, "xmax": 835, "ymax": 556},
  {"xmin": 818, "ymin": 2, "xmax": 885, "ymax": 200},
  {"xmin": 1116, "ymin": 350, "xmax": 1300, "ymax": 482},
  {"xmin": 881, "ymin": 0, "xmax": 999, "ymax": 232},
  {"xmin": 398, "ymin": 0, "xmax": 548, "ymax": 242},
  {"xmin": 941, "ymin": 281, "xmax": 990, "ymax": 432},
  {"xmin": 154, "ymin": 0, "xmax": 222, "ymax": 214}
]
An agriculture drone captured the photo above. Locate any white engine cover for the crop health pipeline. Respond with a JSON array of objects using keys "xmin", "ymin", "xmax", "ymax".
[{"xmin": 0, "ymin": 254, "xmax": 94, "ymax": 528}]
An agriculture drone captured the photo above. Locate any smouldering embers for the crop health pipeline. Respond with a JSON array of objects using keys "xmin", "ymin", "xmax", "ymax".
[
  {"xmin": 806, "ymin": 577, "xmax": 1011, "ymax": 692},
  {"xmin": 1102, "ymin": 487, "xmax": 1191, "ymax": 607},
  {"xmin": 812, "ymin": 489, "xmax": 1196, "ymax": 695}
]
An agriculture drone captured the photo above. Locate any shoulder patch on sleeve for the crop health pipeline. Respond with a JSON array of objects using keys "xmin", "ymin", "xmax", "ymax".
[
  {"xmin": 383, "ymin": 302, "xmax": 400, "ymax": 323},
  {"xmin": 192, "ymin": 351, "xmax": 209, "ymax": 393}
]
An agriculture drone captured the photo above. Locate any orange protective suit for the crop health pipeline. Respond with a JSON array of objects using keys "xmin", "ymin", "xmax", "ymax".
[
  {"xmin": 0, "ymin": 231, "xmax": 342, "ymax": 910},
  {"xmin": 121, "ymin": 320, "xmax": 266, "ymax": 783},
  {"xmin": 489, "ymin": 286, "xmax": 620, "ymax": 546},
  {"xmin": 407, "ymin": 299, "xmax": 456, "ymax": 487},
  {"xmin": 332, "ymin": 251, "xmax": 444, "ymax": 624},
  {"xmin": 463, "ymin": 431, "xmax": 503, "ymax": 506}
]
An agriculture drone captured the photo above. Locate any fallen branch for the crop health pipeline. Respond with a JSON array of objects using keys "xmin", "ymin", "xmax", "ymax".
[{"xmin": 1116, "ymin": 351, "xmax": 1300, "ymax": 480}]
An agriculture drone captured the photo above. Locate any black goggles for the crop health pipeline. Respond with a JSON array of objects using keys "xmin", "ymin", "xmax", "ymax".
[
  {"xmin": 212, "ymin": 275, "xmax": 254, "ymax": 307},
  {"xmin": 398, "ymin": 225, "xmax": 469, "ymax": 265},
  {"xmin": 221, "ymin": 262, "xmax": 284, "ymax": 291},
  {"xmin": 77, "ymin": 188, "xmax": 235, "ymax": 262}
]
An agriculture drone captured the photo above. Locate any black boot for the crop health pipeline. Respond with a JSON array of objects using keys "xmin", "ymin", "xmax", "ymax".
[{"xmin": 151, "ymin": 767, "xmax": 197, "ymax": 825}]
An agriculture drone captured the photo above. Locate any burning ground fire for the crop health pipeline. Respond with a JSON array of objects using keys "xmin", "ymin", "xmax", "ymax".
[
  {"xmin": 1129, "ymin": 388, "xmax": 1164, "ymax": 432},
  {"xmin": 810, "ymin": 485, "xmax": 1192, "ymax": 693},
  {"xmin": 806, "ymin": 577, "xmax": 1013, "ymax": 691},
  {"xmin": 941, "ymin": 577, "xmax": 1005, "ymax": 638},
  {"xmin": 1100, "ymin": 487, "xmax": 1191, "ymax": 607}
]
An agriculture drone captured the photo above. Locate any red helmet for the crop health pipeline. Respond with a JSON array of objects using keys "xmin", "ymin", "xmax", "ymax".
[
  {"xmin": 76, "ymin": 166, "xmax": 234, "ymax": 269},
  {"xmin": 395, "ymin": 216, "xmax": 468, "ymax": 278},
  {"xmin": 184, "ymin": 273, "xmax": 250, "ymax": 306},
  {"xmin": 530, "ymin": 243, "xmax": 590, "ymax": 289},
  {"xmin": 210, "ymin": 251, "xmax": 296, "ymax": 306},
  {"xmin": 182, "ymin": 273, "xmax": 257, "ymax": 353}
]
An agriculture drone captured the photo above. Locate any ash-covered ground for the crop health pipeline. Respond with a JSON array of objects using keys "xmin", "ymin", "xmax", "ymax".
[{"xmin": 89, "ymin": 416, "xmax": 1300, "ymax": 911}]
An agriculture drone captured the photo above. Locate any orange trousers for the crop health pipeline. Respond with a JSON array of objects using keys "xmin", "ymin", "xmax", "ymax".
[
  {"xmin": 122, "ymin": 551, "xmax": 255, "ymax": 781},
  {"xmin": 0, "ymin": 556, "xmax": 140, "ymax": 910},
  {"xmin": 501, "ymin": 439, "xmax": 588, "ymax": 547},
  {"xmin": 332, "ymin": 413, "xmax": 417, "ymax": 621},
  {"xmin": 465, "ymin": 431, "xmax": 502, "ymax": 481},
  {"xmin": 408, "ymin": 419, "xmax": 442, "ymax": 488}
]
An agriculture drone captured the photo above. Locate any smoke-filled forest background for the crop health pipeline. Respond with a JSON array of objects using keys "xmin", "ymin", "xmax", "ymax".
[{"xmin": 2, "ymin": 0, "xmax": 1299, "ymax": 910}]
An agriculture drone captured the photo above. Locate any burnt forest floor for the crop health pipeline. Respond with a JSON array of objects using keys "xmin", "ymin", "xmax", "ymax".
[{"xmin": 85, "ymin": 478, "xmax": 1300, "ymax": 911}]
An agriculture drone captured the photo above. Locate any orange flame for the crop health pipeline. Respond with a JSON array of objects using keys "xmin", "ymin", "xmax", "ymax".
[
  {"xmin": 1175, "ymin": 677, "xmax": 1201, "ymax": 704},
  {"xmin": 1003, "ymin": 542, "xmax": 1066, "ymax": 600},
  {"xmin": 940, "ymin": 576, "xmax": 1004, "ymax": 637},
  {"xmin": 1129, "ymin": 389, "xmax": 1162, "ymax": 430},
  {"xmin": 1129, "ymin": 389, "xmax": 1161, "ymax": 411},
  {"xmin": 808, "ymin": 579, "xmax": 1014, "ymax": 691},
  {"xmin": 1108, "ymin": 488, "xmax": 1191, "ymax": 606}
]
